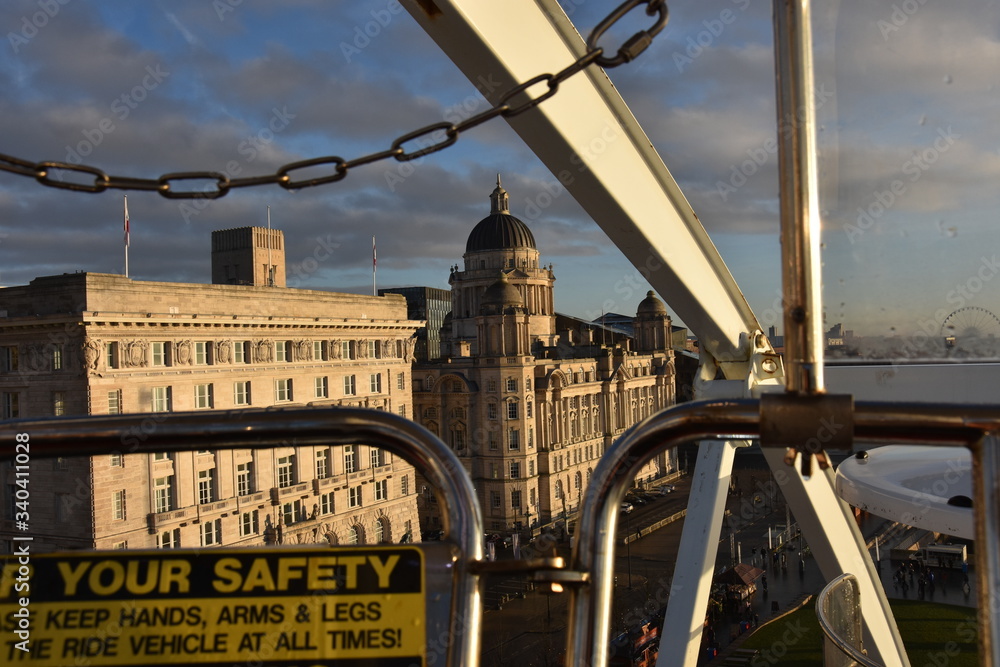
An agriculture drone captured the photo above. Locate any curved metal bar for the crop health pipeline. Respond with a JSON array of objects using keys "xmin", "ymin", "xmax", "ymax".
[
  {"xmin": 566, "ymin": 398, "xmax": 996, "ymax": 667},
  {"xmin": 0, "ymin": 406, "xmax": 484, "ymax": 667},
  {"xmin": 816, "ymin": 574, "xmax": 883, "ymax": 667}
]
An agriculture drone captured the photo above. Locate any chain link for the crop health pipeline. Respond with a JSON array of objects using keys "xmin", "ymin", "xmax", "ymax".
[{"xmin": 0, "ymin": 0, "xmax": 668, "ymax": 200}]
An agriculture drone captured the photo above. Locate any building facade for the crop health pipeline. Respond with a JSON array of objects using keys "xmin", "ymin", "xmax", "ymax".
[
  {"xmin": 0, "ymin": 232, "xmax": 423, "ymax": 554},
  {"xmin": 379, "ymin": 286, "xmax": 451, "ymax": 361},
  {"xmin": 412, "ymin": 179, "xmax": 677, "ymax": 538}
]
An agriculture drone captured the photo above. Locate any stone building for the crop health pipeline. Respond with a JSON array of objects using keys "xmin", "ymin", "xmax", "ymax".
[
  {"xmin": 412, "ymin": 179, "xmax": 677, "ymax": 538},
  {"xmin": 0, "ymin": 229, "xmax": 422, "ymax": 554}
]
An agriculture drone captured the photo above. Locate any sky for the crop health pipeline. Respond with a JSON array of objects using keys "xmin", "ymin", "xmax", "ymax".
[{"xmin": 1, "ymin": 1, "xmax": 999, "ymax": 345}]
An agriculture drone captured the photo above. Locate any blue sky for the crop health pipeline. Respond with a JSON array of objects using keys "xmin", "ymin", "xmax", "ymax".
[{"xmin": 2, "ymin": 1, "xmax": 999, "ymax": 342}]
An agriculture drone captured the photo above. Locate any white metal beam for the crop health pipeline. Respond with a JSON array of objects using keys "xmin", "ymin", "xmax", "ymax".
[{"xmin": 403, "ymin": 0, "xmax": 762, "ymax": 370}]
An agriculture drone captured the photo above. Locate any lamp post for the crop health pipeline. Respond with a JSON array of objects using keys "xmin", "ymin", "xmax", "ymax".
[{"xmin": 626, "ymin": 508, "xmax": 633, "ymax": 589}]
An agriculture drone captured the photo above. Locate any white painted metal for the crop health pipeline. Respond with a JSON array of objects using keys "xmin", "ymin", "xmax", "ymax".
[
  {"xmin": 837, "ymin": 446, "xmax": 974, "ymax": 539},
  {"xmin": 762, "ymin": 448, "xmax": 910, "ymax": 667},
  {"xmin": 658, "ymin": 440, "xmax": 743, "ymax": 667},
  {"xmin": 402, "ymin": 0, "xmax": 763, "ymax": 370}
]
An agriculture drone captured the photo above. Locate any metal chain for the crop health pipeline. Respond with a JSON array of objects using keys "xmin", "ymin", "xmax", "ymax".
[{"xmin": 0, "ymin": 0, "xmax": 667, "ymax": 200}]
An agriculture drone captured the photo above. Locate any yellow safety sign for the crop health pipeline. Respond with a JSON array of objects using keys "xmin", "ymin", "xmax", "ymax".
[{"xmin": 0, "ymin": 546, "xmax": 425, "ymax": 667}]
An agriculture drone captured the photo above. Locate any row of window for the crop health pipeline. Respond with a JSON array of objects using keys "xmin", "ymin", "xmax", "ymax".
[
  {"xmin": 490, "ymin": 457, "xmax": 537, "ymax": 480},
  {"xmin": 137, "ymin": 373, "xmax": 396, "ymax": 412},
  {"xmin": 489, "ymin": 486, "xmax": 536, "ymax": 510},
  {"xmin": 154, "ymin": 514, "xmax": 406, "ymax": 549},
  {"xmin": 149, "ymin": 471, "xmax": 400, "ymax": 515},
  {"xmin": 108, "ymin": 339, "xmax": 401, "ymax": 368},
  {"xmin": 430, "ymin": 376, "xmax": 530, "ymax": 393},
  {"xmin": 0, "ymin": 345, "xmax": 63, "ymax": 373}
]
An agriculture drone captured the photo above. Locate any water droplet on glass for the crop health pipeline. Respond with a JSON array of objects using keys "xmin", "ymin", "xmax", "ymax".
[
  {"xmin": 918, "ymin": 114, "xmax": 926, "ymax": 126},
  {"xmin": 943, "ymin": 74, "xmax": 953, "ymax": 84}
]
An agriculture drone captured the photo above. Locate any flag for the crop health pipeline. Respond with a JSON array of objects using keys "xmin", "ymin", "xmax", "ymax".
[
  {"xmin": 124, "ymin": 196, "xmax": 130, "ymax": 247},
  {"xmin": 372, "ymin": 236, "xmax": 376, "ymax": 269}
]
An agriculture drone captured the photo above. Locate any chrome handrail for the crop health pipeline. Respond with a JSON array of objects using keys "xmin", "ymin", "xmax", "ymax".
[
  {"xmin": 0, "ymin": 406, "xmax": 485, "ymax": 667},
  {"xmin": 817, "ymin": 573, "xmax": 882, "ymax": 667},
  {"xmin": 565, "ymin": 398, "xmax": 999, "ymax": 667}
]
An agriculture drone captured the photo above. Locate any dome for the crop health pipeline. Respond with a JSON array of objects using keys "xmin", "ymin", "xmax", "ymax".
[
  {"xmin": 480, "ymin": 273, "xmax": 524, "ymax": 310},
  {"xmin": 465, "ymin": 213, "xmax": 536, "ymax": 253},
  {"xmin": 465, "ymin": 175, "xmax": 536, "ymax": 253},
  {"xmin": 637, "ymin": 291, "xmax": 667, "ymax": 316}
]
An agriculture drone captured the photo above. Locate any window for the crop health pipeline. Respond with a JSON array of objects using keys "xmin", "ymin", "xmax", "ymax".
[
  {"xmin": 313, "ymin": 341, "xmax": 326, "ymax": 361},
  {"xmin": 112, "ymin": 490, "xmax": 126, "ymax": 520},
  {"xmin": 320, "ymin": 492, "xmax": 335, "ymax": 515},
  {"xmin": 52, "ymin": 345, "xmax": 63, "ymax": 370},
  {"xmin": 343, "ymin": 375, "xmax": 357, "ymax": 396},
  {"xmin": 400, "ymin": 475, "xmax": 409, "ymax": 496},
  {"xmin": 341, "ymin": 341, "xmax": 355, "ymax": 360},
  {"xmin": 53, "ymin": 391, "xmax": 66, "ymax": 416},
  {"xmin": 487, "ymin": 379, "xmax": 497, "ymax": 392},
  {"xmin": 374, "ymin": 517, "xmax": 387, "ymax": 543},
  {"xmin": 108, "ymin": 390, "xmax": 121, "ymax": 414},
  {"xmin": 527, "ymin": 402, "xmax": 533, "ymax": 418},
  {"xmin": 555, "ymin": 480, "xmax": 564, "ymax": 499},
  {"xmin": 275, "ymin": 341, "xmax": 289, "ymax": 362},
  {"xmin": 194, "ymin": 384, "xmax": 213, "ymax": 409},
  {"xmin": 511, "ymin": 489, "xmax": 522, "ymax": 509},
  {"xmin": 508, "ymin": 429, "xmax": 520, "ymax": 450},
  {"xmin": 1, "ymin": 392, "xmax": 18, "ymax": 419},
  {"xmin": 151, "ymin": 342, "xmax": 168, "ymax": 367},
  {"xmin": 194, "ymin": 341, "xmax": 209, "ymax": 365},
  {"xmin": 234, "ymin": 381, "xmax": 250, "ymax": 406},
  {"xmin": 239, "ymin": 511, "xmax": 259, "ymax": 537},
  {"xmin": 198, "ymin": 469, "xmax": 215, "ymax": 504},
  {"xmin": 370, "ymin": 447, "xmax": 386, "ymax": 468},
  {"xmin": 506, "ymin": 377, "xmax": 517, "ymax": 392},
  {"xmin": 282, "ymin": 500, "xmax": 302, "ymax": 525},
  {"xmin": 424, "ymin": 407, "xmax": 437, "ymax": 419},
  {"xmin": 274, "ymin": 378, "xmax": 292, "ymax": 402},
  {"xmin": 349, "ymin": 486, "xmax": 362, "ymax": 508},
  {"xmin": 451, "ymin": 426, "xmax": 465, "ymax": 450},
  {"xmin": 509, "ymin": 461, "xmax": 521, "ymax": 479},
  {"xmin": 236, "ymin": 462, "xmax": 253, "ymax": 496},
  {"xmin": 529, "ymin": 428, "xmax": 534, "ymax": 448},
  {"xmin": 488, "ymin": 403, "xmax": 498, "ymax": 420},
  {"xmin": 233, "ymin": 341, "xmax": 248, "ymax": 364},
  {"xmin": 397, "ymin": 372, "xmax": 405, "ymax": 390},
  {"xmin": 530, "ymin": 487, "xmax": 536, "ymax": 508},
  {"xmin": 154, "ymin": 477, "xmax": 173, "ymax": 513},
  {"xmin": 398, "ymin": 404, "xmax": 407, "ymax": 418},
  {"xmin": 157, "ymin": 529, "xmax": 180, "ymax": 549},
  {"xmin": 374, "ymin": 479, "xmax": 388, "ymax": 501},
  {"xmin": 489, "ymin": 431, "xmax": 499, "ymax": 451},
  {"xmin": 491, "ymin": 491, "xmax": 501, "ymax": 509},
  {"xmin": 368, "ymin": 340, "xmax": 378, "ymax": 359},
  {"xmin": 315, "ymin": 450, "xmax": 329, "ymax": 479},
  {"xmin": 113, "ymin": 541, "xmax": 128, "ymax": 550},
  {"xmin": 314, "ymin": 376, "xmax": 329, "ymax": 398},
  {"xmin": 1, "ymin": 346, "xmax": 18, "ymax": 372},
  {"xmin": 153, "ymin": 452, "xmax": 170, "ymax": 461},
  {"xmin": 529, "ymin": 459, "xmax": 535, "ymax": 476},
  {"xmin": 506, "ymin": 401, "xmax": 518, "ymax": 420},
  {"xmin": 370, "ymin": 373, "xmax": 382, "ymax": 393},
  {"xmin": 151, "ymin": 386, "xmax": 171, "ymax": 412},
  {"xmin": 277, "ymin": 456, "xmax": 295, "ymax": 488},
  {"xmin": 343, "ymin": 446, "xmax": 356, "ymax": 474},
  {"xmin": 450, "ymin": 380, "xmax": 463, "ymax": 393},
  {"xmin": 201, "ymin": 519, "xmax": 222, "ymax": 546},
  {"xmin": 110, "ymin": 453, "xmax": 123, "ymax": 467},
  {"xmin": 347, "ymin": 526, "xmax": 359, "ymax": 545}
]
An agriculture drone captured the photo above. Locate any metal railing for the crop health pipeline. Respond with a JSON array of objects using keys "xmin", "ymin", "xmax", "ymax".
[{"xmin": 817, "ymin": 574, "xmax": 882, "ymax": 667}]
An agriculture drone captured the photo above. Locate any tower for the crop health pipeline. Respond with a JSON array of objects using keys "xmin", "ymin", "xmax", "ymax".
[
  {"xmin": 211, "ymin": 226, "xmax": 286, "ymax": 287},
  {"xmin": 445, "ymin": 176, "xmax": 556, "ymax": 354}
]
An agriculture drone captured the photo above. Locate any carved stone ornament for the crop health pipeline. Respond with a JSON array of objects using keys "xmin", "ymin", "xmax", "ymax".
[
  {"xmin": 216, "ymin": 340, "xmax": 232, "ymax": 364},
  {"xmin": 175, "ymin": 340, "xmax": 192, "ymax": 365},
  {"xmin": 124, "ymin": 340, "xmax": 148, "ymax": 367},
  {"xmin": 82, "ymin": 339, "xmax": 102, "ymax": 373},
  {"xmin": 254, "ymin": 339, "xmax": 273, "ymax": 363}
]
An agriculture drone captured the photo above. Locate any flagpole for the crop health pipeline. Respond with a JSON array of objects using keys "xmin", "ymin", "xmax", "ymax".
[
  {"xmin": 123, "ymin": 195, "xmax": 130, "ymax": 278},
  {"xmin": 267, "ymin": 206, "xmax": 272, "ymax": 286},
  {"xmin": 372, "ymin": 236, "xmax": 377, "ymax": 296}
]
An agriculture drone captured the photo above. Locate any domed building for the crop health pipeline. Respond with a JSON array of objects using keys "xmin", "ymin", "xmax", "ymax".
[{"xmin": 413, "ymin": 178, "xmax": 678, "ymax": 541}]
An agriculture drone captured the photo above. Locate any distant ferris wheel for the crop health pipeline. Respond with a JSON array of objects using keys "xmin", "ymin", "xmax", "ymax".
[{"xmin": 940, "ymin": 306, "xmax": 1000, "ymax": 342}]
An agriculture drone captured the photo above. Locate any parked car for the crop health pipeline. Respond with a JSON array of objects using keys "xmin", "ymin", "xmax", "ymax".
[
  {"xmin": 624, "ymin": 493, "xmax": 647, "ymax": 506},
  {"xmin": 633, "ymin": 489, "xmax": 658, "ymax": 501},
  {"xmin": 656, "ymin": 484, "xmax": 676, "ymax": 495},
  {"xmin": 620, "ymin": 502, "xmax": 634, "ymax": 514}
]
